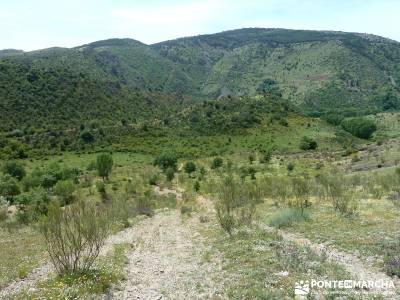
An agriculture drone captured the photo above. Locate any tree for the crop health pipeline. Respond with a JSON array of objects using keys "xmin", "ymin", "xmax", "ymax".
[
  {"xmin": 184, "ymin": 161, "xmax": 196, "ymax": 176},
  {"xmin": 211, "ymin": 157, "xmax": 223, "ymax": 169},
  {"xmin": 54, "ymin": 180, "xmax": 76, "ymax": 205},
  {"xmin": 341, "ymin": 118, "xmax": 377, "ymax": 139},
  {"xmin": 299, "ymin": 136, "xmax": 318, "ymax": 150},
  {"xmin": 40, "ymin": 200, "xmax": 109, "ymax": 275},
  {"xmin": 0, "ymin": 175, "xmax": 21, "ymax": 202},
  {"xmin": 194, "ymin": 181, "xmax": 200, "ymax": 192},
  {"xmin": 153, "ymin": 153, "xmax": 178, "ymax": 172},
  {"xmin": 248, "ymin": 154, "xmax": 255, "ymax": 164},
  {"xmin": 165, "ymin": 167, "xmax": 175, "ymax": 182},
  {"xmin": 2, "ymin": 161, "xmax": 26, "ymax": 180},
  {"xmin": 96, "ymin": 153, "xmax": 113, "ymax": 181},
  {"xmin": 80, "ymin": 130, "xmax": 95, "ymax": 143}
]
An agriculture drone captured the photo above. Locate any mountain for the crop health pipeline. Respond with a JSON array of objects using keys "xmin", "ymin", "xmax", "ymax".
[
  {"xmin": 0, "ymin": 28, "xmax": 399, "ymax": 133},
  {"xmin": 153, "ymin": 28, "xmax": 400, "ymax": 116}
]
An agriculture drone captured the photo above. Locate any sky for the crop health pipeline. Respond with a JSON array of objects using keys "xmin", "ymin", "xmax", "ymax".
[{"xmin": 1, "ymin": 0, "xmax": 399, "ymax": 51}]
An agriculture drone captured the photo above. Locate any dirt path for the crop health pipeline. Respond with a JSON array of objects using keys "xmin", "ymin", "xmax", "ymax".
[
  {"xmin": 0, "ymin": 187, "xmax": 223, "ymax": 299},
  {"xmin": 155, "ymin": 187, "xmax": 400, "ymax": 297},
  {"xmin": 109, "ymin": 209, "xmax": 225, "ymax": 299},
  {"xmin": 271, "ymin": 228, "xmax": 400, "ymax": 297}
]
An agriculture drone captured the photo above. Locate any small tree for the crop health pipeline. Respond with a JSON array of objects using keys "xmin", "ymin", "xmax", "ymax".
[
  {"xmin": 80, "ymin": 130, "xmax": 94, "ymax": 143},
  {"xmin": 153, "ymin": 153, "xmax": 178, "ymax": 172},
  {"xmin": 96, "ymin": 153, "xmax": 113, "ymax": 181},
  {"xmin": 259, "ymin": 150, "xmax": 272, "ymax": 164},
  {"xmin": 184, "ymin": 161, "xmax": 196, "ymax": 177},
  {"xmin": 194, "ymin": 180, "xmax": 200, "ymax": 192},
  {"xmin": 165, "ymin": 167, "xmax": 175, "ymax": 182},
  {"xmin": 0, "ymin": 175, "xmax": 21, "ymax": 203},
  {"xmin": 53, "ymin": 180, "xmax": 76, "ymax": 205},
  {"xmin": 291, "ymin": 177, "xmax": 311, "ymax": 214},
  {"xmin": 248, "ymin": 154, "xmax": 255, "ymax": 164},
  {"xmin": 40, "ymin": 200, "xmax": 110, "ymax": 275},
  {"xmin": 211, "ymin": 157, "xmax": 223, "ymax": 169},
  {"xmin": 2, "ymin": 161, "xmax": 26, "ymax": 180},
  {"xmin": 215, "ymin": 177, "xmax": 258, "ymax": 235},
  {"xmin": 299, "ymin": 136, "xmax": 318, "ymax": 151}
]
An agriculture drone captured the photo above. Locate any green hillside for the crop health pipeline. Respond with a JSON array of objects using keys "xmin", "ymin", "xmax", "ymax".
[
  {"xmin": 154, "ymin": 28, "xmax": 400, "ymax": 117},
  {"xmin": 0, "ymin": 28, "xmax": 399, "ymax": 134}
]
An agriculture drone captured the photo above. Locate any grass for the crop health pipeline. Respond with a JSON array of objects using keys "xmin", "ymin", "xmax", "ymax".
[
  {"xmin": 260, "ymin": 197, "xmax": 400, "ymax": 264},
  {"xmin": 0, "ymin": 226, "xmax": 46, "ymax": 288},
  {"xmin": 207, "ymin": 226, "xmax": 351, "ymax": 299},
  {"xmin": 12, "ymin": 243, "xmax": 130, "ymax": 299},
  {"xmin": 268, "ymin": 208, "xmax": 310, "ymax": 228}
]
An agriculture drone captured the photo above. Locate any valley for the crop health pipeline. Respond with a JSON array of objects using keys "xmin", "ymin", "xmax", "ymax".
[{"xmin": 0, "ymin": 28, "xmax": 400, "ymax": 299}]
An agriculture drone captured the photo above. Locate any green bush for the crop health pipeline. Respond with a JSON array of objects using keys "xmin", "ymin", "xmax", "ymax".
[
  {"xmin": 299, "ymin": 136, "xmax": 317, "ymax": 150},
  {"xmin": 194, "ymin": 181, "xmax": 200, "ymax": 192},
  {"xmin": 96, "ymin": 153, "xmax": 113, "ymax": 181},
  {"xmin": 2, "ymin": 161, "xmax": 26, "ymax": 180},
  {"xmin": 269, "ymin": 209, "xmax": 310, "ymax": 228},
  {"xmin": 290, "ymin": 177, "xmax": 311, "ymax": 214},
  {"xmin": 136, "ymin": 190, "xmax": 154, "ymax": 216},
  {"xmin": 211, "ymin": 157, "xmax": 223, "ymax": 169},
  {"xmin": 40, "ymin": 200, "xmax": 110, "ymax": 275},
  {"xmin": 0, "ymin": 175, "xmax": 21, "ymax": 203},
  {"xmin": 54, "ymin": 180, "xmax": 76, "ymax": 205},
  {"xmin": 41, "ymin": 174, "xmax": 58, "ymax": 189},
  {"xmin": 215, "ymin": 177, "xmax": 258, "ymax": 235},
  {"xmin": 165, "ymin": 167, "xmax": 175, "ymax": 182},
  {"xmin": 341, "ymin": 117, "xmax": 377, "ymax": 139},
  {"xmin": 287, "ymin": 162, "xmax": 295, "ymax": 172},
  {"xmin": 21, "ymin": 169, "xmax": 43, "ymax": 191},
  {"xmin": 184, "ymin": 161, "xmax": 196, "ymax": 176},
  {"xmin": 153, "ymin": 153, "xmax": 178, "ymax": 172}
]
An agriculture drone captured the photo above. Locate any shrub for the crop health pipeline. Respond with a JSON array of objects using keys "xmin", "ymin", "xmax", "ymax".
[
  {"xmin": 269, "ymin": 209, "xmax": 310, "ymax": 228},
  {"xmin": 165, "ymin": 167, "xmax": 175, "ymax": 182},
  {"xmin": 299, "ymin": 136, "xmax": 318, "ymax": 151},
  {"xmin": 41, "ymin": 174, "xmax": 58, "ymax": 189},
  {"xmin": 40, "ymin": 200, "xmax": 110, "ymax": 275},
  {"xmin": 86, "ymin": 161, "xmax": 97, "ymax": 171},
  {"xmin": 80, "ymin": 131, "xmax": 94, "ymax": 143},
  {"xmin": 2, "ymin": 161, "xmax": 26, "ymax": 180},
  {"xmin": 0, "ymin": 196, "xmax": 8, "ymax": 222},
  {"xmin": 194, "ymin": 181, "xmax": 200, "ymax": 192},
  {"xmin": 320, "ymin": 172, "xmax": 358, "ymax": 216},
  {"xmin": 248, "ymin": 154, "xmax": 255, "ymax": 164},
  {"xmin": 136, "ymin": 190, "xmax": 154, "ymax": 216},
  {"xmin": 153, "ymin": 153, "xmax": 178, "ymax": 172},
  {"xmin": 0, "ymin": 175, "xmax": 21, "ymax": 203},
  {"xmin": 341, "ymin": 117, "xmax": 377, "ymax": 139},
  {"xmin": 21, "ymin": 169, "xmax": 43, "ymax": 191},
  {"xmin": 291, "ymin": 177, "xmax": 311, "ymax": 214},
  {"xmin": 54, "ymin": 180, "xmax": 76, "ymax": 205},
  {"xmin": 287, "ymin": 162, "xmax": 295, "ymax": 172},
  {"xmin": 96, "ymin": 153, "xmax": 113, "ymax": 181},
  {"xmin": 259, "ymin": 150, "xmax": 272, "ymax": 164},
  {"xmin": 180, "ymin": 205, "xmax": 193, "ymax": 215},
  {"xmin": 383, "ymin": 240, "xmax": 400, "ymax": 277},
  {"xmin": 270, "ymin": 176, "xmax": 291, "ymax": 206},
  {"xmin": 95, "ymin": 181, "xmax": 108, "ymax": 201},
  {"xmin": 211, "ymin": 157, "xmax": 223, "ymax": 169},
  {"xmin": 215, "ymin": 177, "xmax": 258, "ymax": 235},
  {"xmin": 184, "ymin": 161, "xmax": 196, "ymax": 176},
  {"xmin": 148, "ymin": 174, "xmax": 159, "ymax": 186}
]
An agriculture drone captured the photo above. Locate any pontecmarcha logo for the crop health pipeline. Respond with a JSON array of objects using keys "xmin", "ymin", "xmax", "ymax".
[{"xmin": 294, "ymin": 280, "xmax": 310, "ymax": 296}]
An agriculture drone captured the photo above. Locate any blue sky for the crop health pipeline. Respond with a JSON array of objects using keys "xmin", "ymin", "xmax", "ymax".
[{"xmin": 1, "ymin": 0, "xmax": 399, "ymax": 51}]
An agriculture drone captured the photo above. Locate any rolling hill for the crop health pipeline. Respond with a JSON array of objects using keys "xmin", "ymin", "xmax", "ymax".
[{"xmin": 0, "ymin": 28, "xmax": 399, "ymax": 133}]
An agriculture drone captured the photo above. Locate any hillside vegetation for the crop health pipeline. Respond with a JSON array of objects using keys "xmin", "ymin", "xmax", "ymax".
[{"xmin": 1, "ymin": 28, "xmax": 399, "ymax": 134}]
